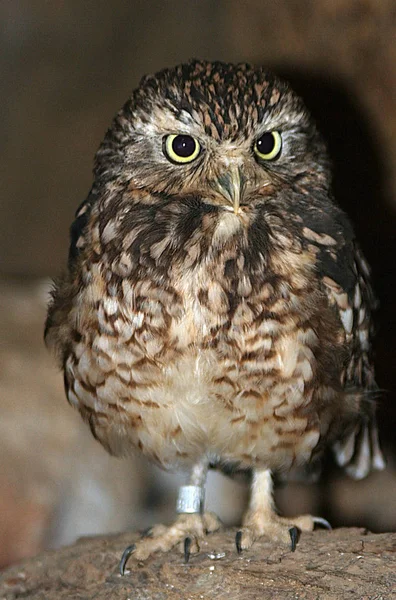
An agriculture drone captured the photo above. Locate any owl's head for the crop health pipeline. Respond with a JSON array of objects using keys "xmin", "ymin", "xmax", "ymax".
[{"xmin": 94, "ymin": 60, "xmax": 330, "ymax": 214}]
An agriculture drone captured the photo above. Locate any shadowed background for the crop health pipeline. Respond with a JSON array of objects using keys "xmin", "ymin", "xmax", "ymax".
[{"xmin": 1, "ymin": 0, "xmax": 395, "ymax": 569}]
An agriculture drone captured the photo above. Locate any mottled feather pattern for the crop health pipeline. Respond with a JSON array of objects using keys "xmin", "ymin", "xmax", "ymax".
[{"xmin": 46, "ymin": 60, "xmax": 384, "ymax": 562}]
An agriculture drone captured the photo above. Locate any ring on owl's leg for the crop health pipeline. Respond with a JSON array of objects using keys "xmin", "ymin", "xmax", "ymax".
[
  {"xmin": 176, "ymin": 484, "xmax": 205, "ymax": 514},
  {"xmin": 236, "ymin": 469, "xmax": 331, "ymax": 555}
]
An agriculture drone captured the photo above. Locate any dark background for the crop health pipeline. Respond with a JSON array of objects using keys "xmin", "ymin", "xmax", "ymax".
[{"xmin": 0, "ymin": 0, "xmax": 395, "ymax": 569}]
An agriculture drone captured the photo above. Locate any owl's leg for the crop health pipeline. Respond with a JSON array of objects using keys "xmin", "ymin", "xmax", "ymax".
[
  {"xmin": 236, "ymin": 468, "xmax": 330, "ymax": 554},
  {"xmin": 119, "ymin": 459, "xmax": 221, "ymax": 574}
]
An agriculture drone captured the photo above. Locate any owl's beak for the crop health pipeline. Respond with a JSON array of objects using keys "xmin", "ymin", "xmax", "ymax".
[{"xmin": 213, "ymin": 167, "xmax": 244, "ymax": 214}]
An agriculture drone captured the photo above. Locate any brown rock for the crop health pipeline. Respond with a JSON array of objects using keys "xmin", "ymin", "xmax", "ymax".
[{"xmin": 0, "ymin": 528, "xmax": 395, "ymax": 600}]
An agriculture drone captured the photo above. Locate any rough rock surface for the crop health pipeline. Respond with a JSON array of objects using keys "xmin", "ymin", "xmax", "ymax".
[{"xmin": 1, "ymin": 528, "xmax": 395, "ymax": 600}]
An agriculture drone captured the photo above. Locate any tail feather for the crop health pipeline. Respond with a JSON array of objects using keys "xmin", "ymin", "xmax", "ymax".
[
  {"xmin": 333, "ymin": 415, "xmax": 385, "ymax": 480},
  {"xmin": 370, "ymin": 417, "xmax": 386, "ymax": 471}
]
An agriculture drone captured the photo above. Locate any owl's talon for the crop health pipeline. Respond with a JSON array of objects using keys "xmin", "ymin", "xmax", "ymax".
[
  {"xmin": 140, "ymin": 527, "xmax": 153, "ymax": 538},
  {"xmin": 184, "ymin": 537, "xmax": 192, "ymax": 563},
  {"xmin": 203, "ymin": 511, "xmax": 223, "ymax": 534},
  {"xmin": 119, "ymin": 544, "xmax": 136, "ymax": 576},
  {"xmin": 289, "ymin": 527, "xmax": 299, "ymax": 552},
  {"xmin": 235, "ymin": 530, "xmax": 243, "ymax": 555},
  {"xmin": 313, "ymin": 516, "xmax": 332, "ymax": 530}
]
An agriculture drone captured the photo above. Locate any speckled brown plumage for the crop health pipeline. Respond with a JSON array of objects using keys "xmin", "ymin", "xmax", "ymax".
[{"xmin": 45, "ymin": 60, "xmax": 385, "ymax": 565}]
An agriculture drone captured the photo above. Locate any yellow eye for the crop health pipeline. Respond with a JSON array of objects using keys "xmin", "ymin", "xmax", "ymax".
[
  {"xmin": 253, "ymin": 131, "xmax": 282, "ymax": 160},
  {"xmin": 163, "ymin": 134, "xmax": 201, "ymax": 164}
]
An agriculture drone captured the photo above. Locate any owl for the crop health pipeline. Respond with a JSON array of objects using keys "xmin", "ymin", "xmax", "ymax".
[{"xmin": 45, "ymin": 60, "xmax": 385, "ymax": 573}]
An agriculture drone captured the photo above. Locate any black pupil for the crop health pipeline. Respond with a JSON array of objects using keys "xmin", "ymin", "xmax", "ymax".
[
  {"xmin": 172, "ymin": 135, "xmax": 196, "ymax": 157},
  {"xmin": 257, "ymin": 132, "xmax": 275, "ymax": 155}
]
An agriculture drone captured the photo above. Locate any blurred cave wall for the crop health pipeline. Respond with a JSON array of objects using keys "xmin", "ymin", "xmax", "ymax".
[{"xmin": 0, "ymin": 0, "xmax": 395, "ymax": 568}]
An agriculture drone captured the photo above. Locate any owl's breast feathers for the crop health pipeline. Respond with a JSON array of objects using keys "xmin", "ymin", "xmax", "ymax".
[{"xmin": 45, "ymin": 188, "xmax": 383, "ymax": 476}]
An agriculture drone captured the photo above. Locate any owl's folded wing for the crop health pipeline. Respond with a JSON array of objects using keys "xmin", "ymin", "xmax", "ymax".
[{"xmin": 320, "ymin": 240, "xmax": 385, "ymax": 478}]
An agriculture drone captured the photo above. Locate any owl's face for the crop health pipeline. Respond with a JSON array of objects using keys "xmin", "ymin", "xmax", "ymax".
[{"xmin": 95, "ymin": 61, "xmax": 330, "ymax": 216}]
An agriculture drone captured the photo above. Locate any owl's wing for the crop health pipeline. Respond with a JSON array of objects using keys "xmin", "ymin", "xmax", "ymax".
[
  {"xmin": 319, "ymin": 240, "xmax": 385, "ymax": 478},
  {"xmin": 68, "ymin": 190, "xmax": 97, "ymax": 269},
  {"xmin": 321, "ymin": 243, "xmax": 376, "ymax": 390},
  {"xmin": 44, "ymin": 190, "xmax": 97, "ymax": 350}
]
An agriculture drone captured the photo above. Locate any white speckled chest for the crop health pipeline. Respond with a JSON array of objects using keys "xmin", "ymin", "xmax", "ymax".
[{"xmin": 65, "ymin": 226, "xmax": 343, "ymax": 474}]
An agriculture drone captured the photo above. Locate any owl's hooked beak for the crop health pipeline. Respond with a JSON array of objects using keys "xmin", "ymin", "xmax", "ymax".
[{"xmin": 212, "ymin": 166, "xmax": 245, "ymax": 215}]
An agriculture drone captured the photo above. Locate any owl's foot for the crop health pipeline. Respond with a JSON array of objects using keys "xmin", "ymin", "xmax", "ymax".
[
  {"xmin": 235, "ymin": 510, "xmax": 331, "ymax": 554},
  {"xmin": 119, "ymin": 511, "xmax": 221, "ymax": 574},
  {"xmin": 235, "ymin": 468, "xmax": 331, "ymax": 555}
]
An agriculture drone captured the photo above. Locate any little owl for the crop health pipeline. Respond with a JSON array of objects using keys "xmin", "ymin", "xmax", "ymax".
[{"xmin": 45, "ymin": 60, "xmax": 385, "ymax": 573}]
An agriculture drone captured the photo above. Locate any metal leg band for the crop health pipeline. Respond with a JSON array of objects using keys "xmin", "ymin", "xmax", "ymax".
[{"xmin": 176, "ymin": 485, "xmax": 204, "ymax": 514}]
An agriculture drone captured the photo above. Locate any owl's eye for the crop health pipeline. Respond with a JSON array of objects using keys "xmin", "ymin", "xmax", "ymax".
[
  {"xmin": 253, "ymin": 131, "xmax": 282, "ymax": 160},
  {"xmin": 163, "ymin": 134, "xmax": 201, "ymax": 164}
]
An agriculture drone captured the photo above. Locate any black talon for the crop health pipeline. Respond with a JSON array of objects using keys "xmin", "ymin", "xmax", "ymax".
[
  {"xmin": 289, "ymin": 527, "xmax": 299, "ymax": 552},
  {"xmin": 140, "ymin": 527, "xmax": 153, "ymax": 538},
  {"xmin": 184, "ymin": 537, "xmax": 192, "ymax": 563},
  {"xmin": 119, "ymin": 544, "xmax": 136, "ymax": 576},
  {"xmin": 235, "ymin": 530, "xmax": 243, "ymax": 555}
]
